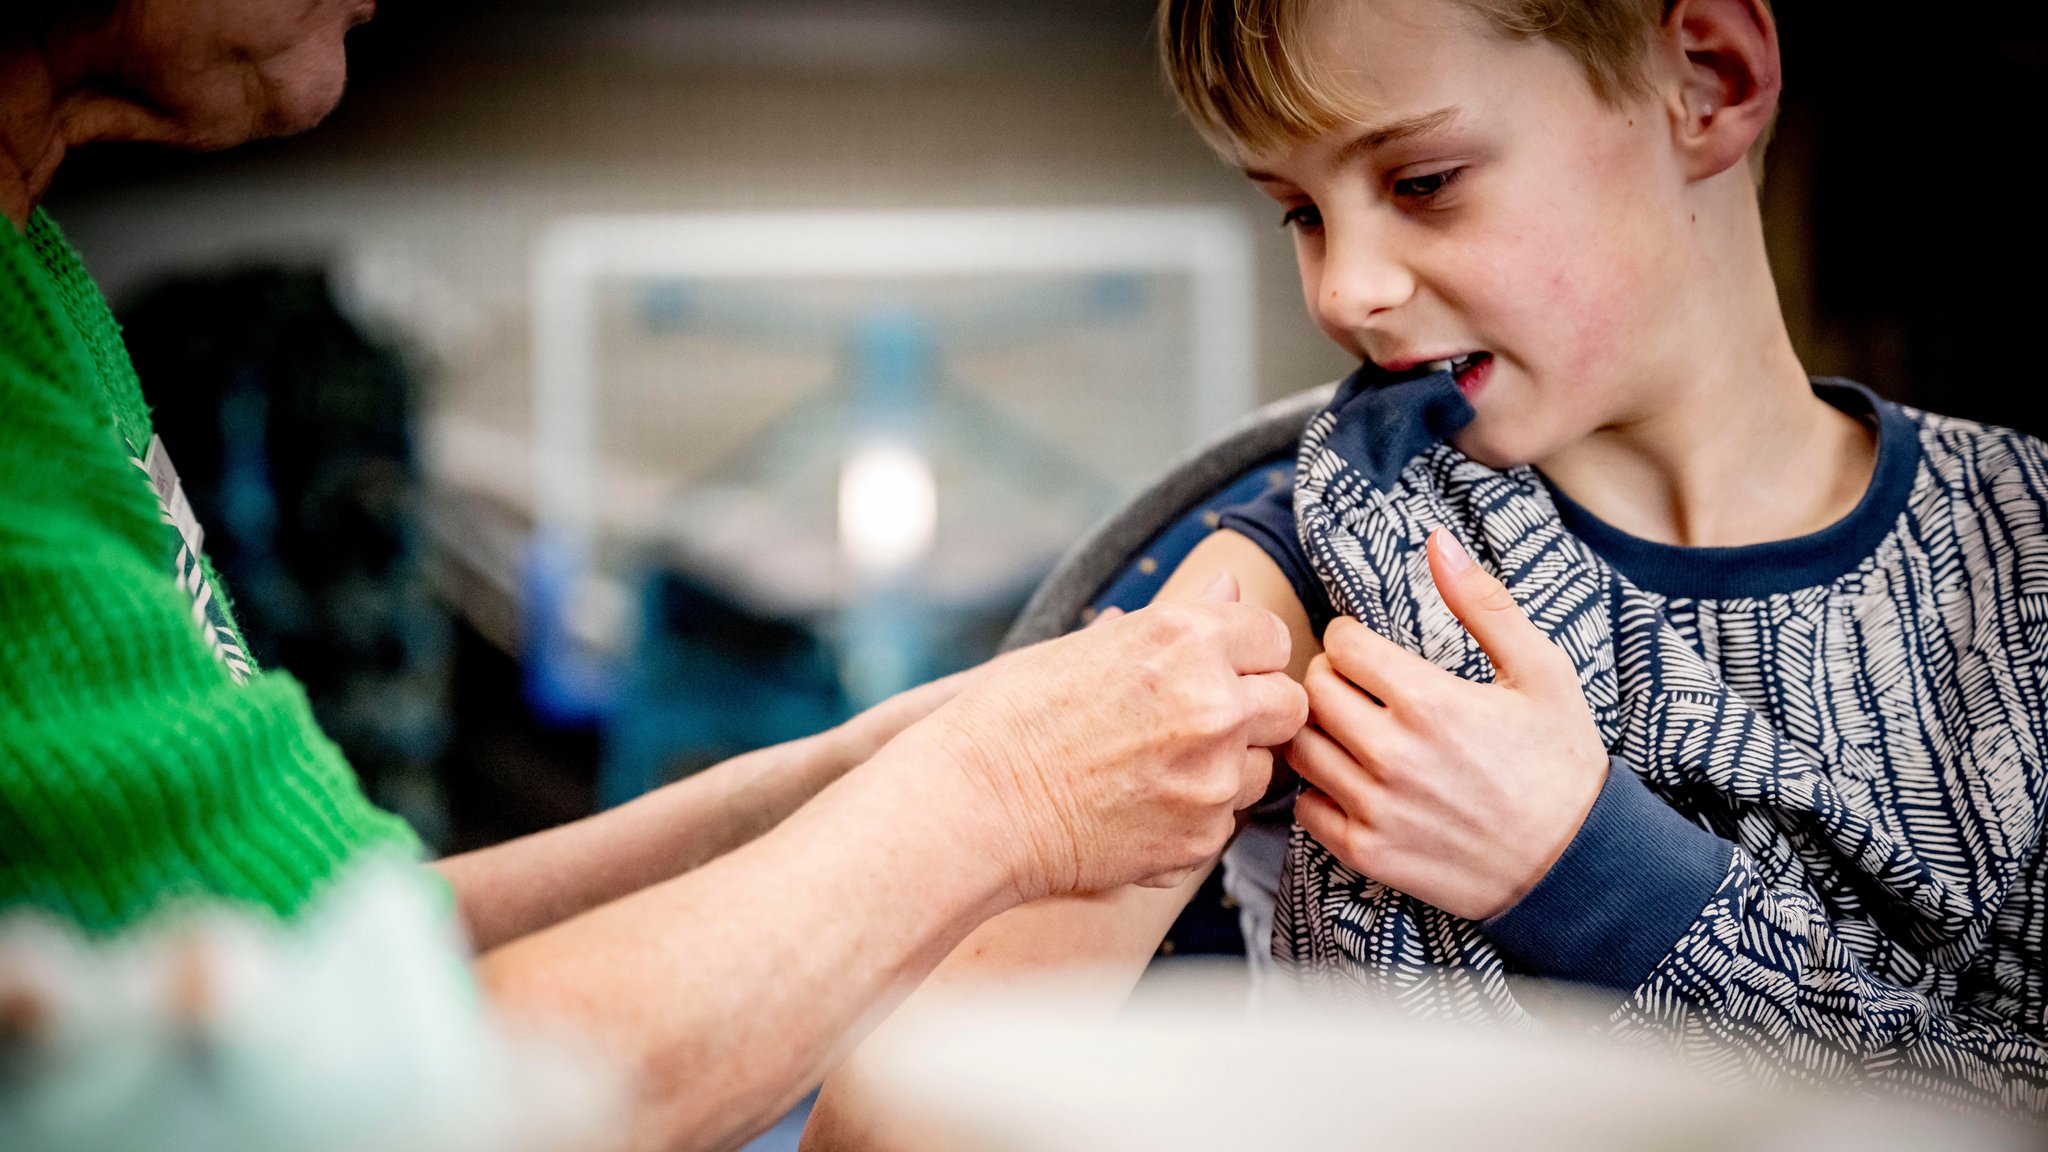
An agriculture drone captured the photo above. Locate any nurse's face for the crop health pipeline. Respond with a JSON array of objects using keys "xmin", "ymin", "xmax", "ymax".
[{"xmin": 72, "ymin": 0, "xmax": 374, "ymax": 149}]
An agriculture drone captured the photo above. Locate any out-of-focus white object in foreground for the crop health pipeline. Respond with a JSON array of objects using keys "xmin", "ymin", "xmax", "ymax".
[
  {"xmin": 0, "ymin": 857, "xmax": 624, "ymax": 1152},
  {"xmin": 859, "ymin": 965, "xmax": 2026, "ymax": 1152}
]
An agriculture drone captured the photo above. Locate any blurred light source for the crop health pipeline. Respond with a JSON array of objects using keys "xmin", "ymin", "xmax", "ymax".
[{"xmin": 839, "ymin": 443, "xmax": 938, "ymax": 576}]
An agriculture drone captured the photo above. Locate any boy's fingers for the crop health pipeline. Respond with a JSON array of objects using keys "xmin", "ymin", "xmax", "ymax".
[
  {"xmin": 1285, "ymin": 724, "xmax": 1374, "ymax": 817},
  {"xmin": 1320, "ymin": 615, "xmax": 1438, "ymax": 703},
  {"xmin": 1301, "ymin": 653, "xmax": 1390, "ymax": 758},
  {"xmin": 1424, "ymin": 528, "xmax": 1568, "ymax": 691},
  {"xmin": 1294, "ymin": 786, "xmax": 1368, "ymax": 868}
]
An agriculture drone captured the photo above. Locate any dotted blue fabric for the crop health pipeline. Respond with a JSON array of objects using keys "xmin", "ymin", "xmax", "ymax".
[{"xmin": 1084, "ymin": 460, "xmax": 1295, "ymax": 618}]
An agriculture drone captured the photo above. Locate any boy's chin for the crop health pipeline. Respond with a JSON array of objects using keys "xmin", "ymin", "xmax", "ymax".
[{"xmin": 1448, "ymin": 425, "xmax": 1537, "ymax": 472}]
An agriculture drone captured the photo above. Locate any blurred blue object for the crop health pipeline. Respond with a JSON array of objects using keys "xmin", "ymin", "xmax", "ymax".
[
  {"xmin": 738, "ymin": 1091, "xmax": 815, "ymax": 1152},
  {"xmin": 599, "ymin": 569, "xmax": 849, "ymax": 810},
  {"xmin": 522, "ymin": 529, "xmax": 619, "ymax": 729}
]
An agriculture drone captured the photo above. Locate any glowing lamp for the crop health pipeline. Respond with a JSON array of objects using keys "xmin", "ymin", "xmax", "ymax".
[{"xmin": 838, "ymin": 443, "xmax": 937, "ymax": 576}]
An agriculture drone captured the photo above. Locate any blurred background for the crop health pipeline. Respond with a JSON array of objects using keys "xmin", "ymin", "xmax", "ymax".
[{"xmin": 43, "ymin": 1, "xmax": 2048, "ymax": 881}]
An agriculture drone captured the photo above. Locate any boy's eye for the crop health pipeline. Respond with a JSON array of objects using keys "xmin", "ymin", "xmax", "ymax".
[
  {"xmin": 1280, "ymin": 204, "xmax": 1323, "ymax": 232},
  {"xmin": 1392, "ymin": 167, "xmax": 1464, "ymax": 201}
]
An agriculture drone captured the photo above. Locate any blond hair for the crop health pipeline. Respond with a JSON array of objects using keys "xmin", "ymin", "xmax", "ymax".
[{"xmin": 1159, "ymin": 0, "xmax": 1770, "ymax": 170}]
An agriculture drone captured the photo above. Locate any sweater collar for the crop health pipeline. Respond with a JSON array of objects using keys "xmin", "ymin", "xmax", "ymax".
[{"xmin": 1540, "ymin": 379, "xmax": 1922, "ymax": 600}]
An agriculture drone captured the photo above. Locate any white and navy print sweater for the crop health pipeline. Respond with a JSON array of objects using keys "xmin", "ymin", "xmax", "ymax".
[{"xmin": 1219, "ymin": 371, "xmax": 2048, "ymax": 1110}]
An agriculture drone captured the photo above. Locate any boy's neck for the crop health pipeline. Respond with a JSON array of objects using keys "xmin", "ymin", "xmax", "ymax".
[{"xmin": 1531, "ymin": 195, "xmax": 1876, "ymax": 552}]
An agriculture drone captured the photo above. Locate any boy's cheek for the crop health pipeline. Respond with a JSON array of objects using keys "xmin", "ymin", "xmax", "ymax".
[{"xmin": 1475, "ymin": 272, "xmax": 1645, "ymax": 462}]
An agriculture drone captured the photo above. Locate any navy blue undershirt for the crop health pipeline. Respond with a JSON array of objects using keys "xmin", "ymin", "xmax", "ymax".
[{"xmin": 1218, "ymin": 378, "xmax": 1918, "ymax": 996}]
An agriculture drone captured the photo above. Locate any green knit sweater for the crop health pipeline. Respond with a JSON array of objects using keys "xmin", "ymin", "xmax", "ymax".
[{"xmin": 1, "ymin": 210, "xmax": 420, "ymax": 934}]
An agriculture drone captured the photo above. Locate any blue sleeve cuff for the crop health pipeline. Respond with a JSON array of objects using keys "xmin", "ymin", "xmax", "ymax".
[{"xmin": 1480, "ymin": 756, "xmax": 1734, "ymax": 998}]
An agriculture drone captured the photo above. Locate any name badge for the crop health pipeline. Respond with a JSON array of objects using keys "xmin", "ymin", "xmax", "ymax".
[{"xmin": 141, "ymin": 435, "xmax": 206, "ymax": 557}]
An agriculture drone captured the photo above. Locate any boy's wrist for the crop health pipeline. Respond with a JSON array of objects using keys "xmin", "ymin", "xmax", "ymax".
[{"xmin": 1480, "ymin": 756, "xmax": 1735, "ymax": 998}]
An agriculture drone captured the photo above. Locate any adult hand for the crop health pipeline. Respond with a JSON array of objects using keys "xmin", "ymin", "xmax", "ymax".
[
  {"xmin": 827, "ymin": 608, "xmax": 1125, "ymax": 775},
  {"xmin": 911, "ymin": 575, "xmax": 1306, "ymax": 904},
  {"xmin": 1288, "ymin": 528, "xmax": 1608, "ymax": 921}
]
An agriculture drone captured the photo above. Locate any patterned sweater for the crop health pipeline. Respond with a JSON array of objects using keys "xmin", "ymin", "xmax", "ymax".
[
  {"xmin": 1220, "ymin": 369, "xmax": 2048, "ymax": 1109},
  {"xmin": 1, "ymin": 210, "xmax": 419, "ymax": 934}
]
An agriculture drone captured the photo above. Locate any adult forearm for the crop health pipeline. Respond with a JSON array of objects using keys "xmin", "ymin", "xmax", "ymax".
[
  {"xmin": 436, "ymin": 728, "xmax": 858, "ymax": 952},
  {"xmin": 476, "ymin": 736, "xmax": 1018, "ymax": 1152},
  {"xmin": 464, "ymin": 590, "xmax": 1304, "ymax": 1150}
]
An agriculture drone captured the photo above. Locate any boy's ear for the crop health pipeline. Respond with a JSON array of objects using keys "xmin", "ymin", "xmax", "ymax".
[{"xmin": 1659, "ymin": 0, "xmax": 1782, "ymax": 182}]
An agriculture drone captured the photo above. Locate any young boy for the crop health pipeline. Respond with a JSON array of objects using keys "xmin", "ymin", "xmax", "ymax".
[{"xmin": 803, "ymin": 0, "xmax": 2048, "ymax": 1132}]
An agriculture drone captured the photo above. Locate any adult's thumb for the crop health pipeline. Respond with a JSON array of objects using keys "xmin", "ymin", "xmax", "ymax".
[
  {"xmin": 1425, "ymin": 527, "xmax": 1560, "ymax": 687},
  {"xmin": 1198, "ymin": 571, "xmax": 1241, "ymax": 603}
]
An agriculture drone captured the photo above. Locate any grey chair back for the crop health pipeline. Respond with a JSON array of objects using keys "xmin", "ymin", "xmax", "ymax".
[{"xmin": 1002, "ymin": 383, "xmax": 1337, "ymax": 651}]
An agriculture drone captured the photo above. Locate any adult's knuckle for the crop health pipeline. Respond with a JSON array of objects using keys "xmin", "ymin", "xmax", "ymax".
[
  {"xmin": 1187, "ymin": 689, "xmax": 1241, "ymax": 740},
  {"xmin": 1194, "ymin": 765, "xmax": 1241, "ymax": 809},
  {"xmin": 1188, "ymin": 604, "xmax": 1231, "ymax": 647},
  {"xmin": 1377, "ymin": 747, "xmax": 1423, "ymax": 790},
  {"xmin": 1401, "ymin": 673, "xmax": 1452, "ymax": 714},
  {"xmin": 1243, "ymin": 746, "xmax": 1275, "ymax": 791}
]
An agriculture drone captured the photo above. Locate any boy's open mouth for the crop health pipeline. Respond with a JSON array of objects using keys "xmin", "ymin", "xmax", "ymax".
[{"xmin": 1395, "ymin": 351, "xmax": 1494, "ymax": 397}]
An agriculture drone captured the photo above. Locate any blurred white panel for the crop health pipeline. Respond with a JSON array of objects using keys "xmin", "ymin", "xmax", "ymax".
[{"xmin": 530, "ymin": 208, "xmax": 1255, "ymax": 619}]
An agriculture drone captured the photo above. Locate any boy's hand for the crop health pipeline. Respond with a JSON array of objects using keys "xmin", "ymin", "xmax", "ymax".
[{"xmin": 1289, "ymin": 529, "xmax": 1607, "ymax": 921}]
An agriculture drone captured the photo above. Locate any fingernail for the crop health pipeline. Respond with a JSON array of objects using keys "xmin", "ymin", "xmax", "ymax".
[
  {"xmin": 1435, "ymin": 529, "xmax": 1472, "ymax": 573},
  {"xmin": 1202, "ymin": 572, "xmax": 1240, "ymax": 601},
  {"xmin": 1089, "ymin": 606, "xmax": 1124, "ymax": 627}
]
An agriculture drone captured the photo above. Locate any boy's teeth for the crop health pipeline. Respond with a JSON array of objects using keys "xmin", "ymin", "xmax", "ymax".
[{"xmin": 1425, "ymin": 359, "xmax": 1453, "ymax": 374}]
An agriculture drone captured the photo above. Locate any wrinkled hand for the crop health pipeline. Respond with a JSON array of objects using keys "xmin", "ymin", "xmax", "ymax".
[
  {"xmin": 919, "ymin": 576, "xmax": 1307, "ymax": 903},
  {"xmin": 1289, "ymin": 529, "xmax": 1607, "ymax": 921},
  {"xmin": 831, "ymin": 608, "xmax": 1129, "ymax": 777}
]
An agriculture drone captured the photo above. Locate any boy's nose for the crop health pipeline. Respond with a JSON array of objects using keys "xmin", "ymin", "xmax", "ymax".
[{"xmin": 1311, "ymin": 232, "xmax": 1417, "ymax": 334}]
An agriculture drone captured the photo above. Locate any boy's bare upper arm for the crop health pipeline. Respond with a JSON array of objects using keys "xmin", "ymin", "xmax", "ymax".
[
  {"xmin": 1197, "ymin": 528, "xmax": 1321, "ymax": 681},
  {"xmin": 802, "ymin": 531, "xmax": 1317, "ymax": 1151}
]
